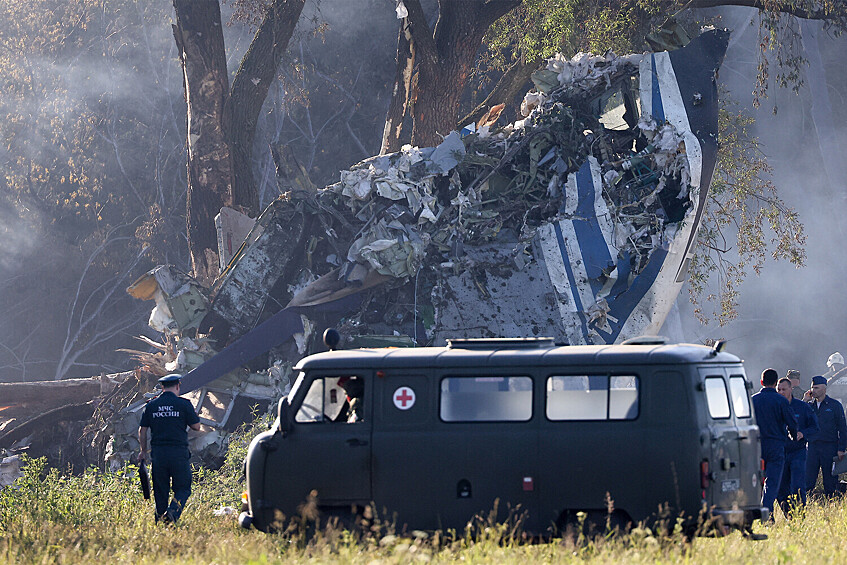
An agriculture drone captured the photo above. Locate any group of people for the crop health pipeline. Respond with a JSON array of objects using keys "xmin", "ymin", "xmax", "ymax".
[{"xmin": 752, "ymin": 368, "xmax": 847, "ymax": 517}]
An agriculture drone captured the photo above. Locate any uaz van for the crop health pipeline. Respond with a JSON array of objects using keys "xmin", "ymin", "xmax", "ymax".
[{"xmin": 240, "ymin": 337, "xmax": 767, "ymax": 535}]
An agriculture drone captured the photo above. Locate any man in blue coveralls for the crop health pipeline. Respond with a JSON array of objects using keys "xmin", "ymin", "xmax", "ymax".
[
  {"xmin": 751, "ymin": 368, "xmax": 797, "ymax": 515},
  {"xmin": 138, "ymin": 374, "xmax": 201, "ymax": 523},
  {"xmin": 805, "ymin": 375, "xmax": 847, "ymax": 496},
  {"xmin": 776, "ymin": 377, "xmax": 818, "ymax": 514}
]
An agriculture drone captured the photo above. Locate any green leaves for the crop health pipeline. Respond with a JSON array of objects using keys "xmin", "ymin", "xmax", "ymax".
[{"xmin": 690, "ymin": 92, "xmax": 807, "ymax": 325}]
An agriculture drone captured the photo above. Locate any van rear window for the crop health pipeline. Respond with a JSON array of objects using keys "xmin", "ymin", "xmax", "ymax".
[
  {"xmin": 729, "ymin": 375, "xmax": 751, "ymax": 418},
  {"xmin": 546, "ymin": 375, "xmax": 639, "ymax": 420},
  {"xmin": 704, "ymin": 377, "xmax": 731, "ymax": 419},
  {"xmin": 440, "ymin": 376, "xmax": 532, "ymax": 422}
]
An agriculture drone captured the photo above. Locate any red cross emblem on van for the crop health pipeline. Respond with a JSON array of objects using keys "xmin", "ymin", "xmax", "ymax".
[{"xmin": 393, "ymin": 386, "xmax": 416, "ymax": 410}]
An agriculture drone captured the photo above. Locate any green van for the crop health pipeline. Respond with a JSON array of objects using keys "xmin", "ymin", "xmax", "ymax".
[{"xmin": 240, "ymin": 337, "xmax": 767, "ymax": 535}]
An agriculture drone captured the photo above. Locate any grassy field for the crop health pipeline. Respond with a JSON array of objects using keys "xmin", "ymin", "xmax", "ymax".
[{"xmin": 3, "ymin": 424, "xmax": 847, "ymax": 564}]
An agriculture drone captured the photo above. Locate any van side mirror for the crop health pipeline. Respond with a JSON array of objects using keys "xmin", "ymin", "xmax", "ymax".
[{"xmin": 278, "ymin": 397, "xmax": 292, "ymax": 436}]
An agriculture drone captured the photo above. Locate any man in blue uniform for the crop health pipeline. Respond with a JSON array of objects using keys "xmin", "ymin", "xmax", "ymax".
[
  {"xmin": 776, "ymin": 377, "xmax": 818, "ymax": 513},
  {"xmin": 751, "ymin": 368, "xmax": 797, "ymax": 514},
  {"xmin": 805, "ymin": 375, "xmax": 847, "ymax": 496},
  {"xmin": 139, "ymin": 374, "xmax": 201, "ymax": 523}
]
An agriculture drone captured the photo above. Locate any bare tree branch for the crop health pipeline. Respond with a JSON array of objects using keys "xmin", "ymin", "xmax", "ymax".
[{"xmin": 55, "ymin": 224, "xmax": 149, "ymax": 380}]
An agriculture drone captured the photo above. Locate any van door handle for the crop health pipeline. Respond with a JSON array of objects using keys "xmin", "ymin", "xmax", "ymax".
[
  {"xmin": 346, "ymin": 438, "xmax": 369, "ymax": 447},
  {"xmin": 736, "ymin": 435, "xmax": 748, "ymax": 441}
]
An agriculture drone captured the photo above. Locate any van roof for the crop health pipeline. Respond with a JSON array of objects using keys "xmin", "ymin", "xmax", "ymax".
[{"xmin": 295, "ymin": 342, "xmax": 742, "ymax": 371}]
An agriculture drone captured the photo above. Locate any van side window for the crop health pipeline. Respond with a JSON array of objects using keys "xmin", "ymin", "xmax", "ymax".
[
  {"xmin": 546, "ymin": 375, "xmax": 639, "ymax": 420},
  {"xmin": 610, "ymin": 376, "xmax": 639, "ymax": 419},
  {"xmin": 440, "ymin": 376, "xmax": 532, "ymax": 422},
  {"xmin": 294, "ymin": 376, "xmax": 364, "ymax": 423},
  {"xmin": 704, "ymin": 377, "xmax": 731, "ymax": 419},
  {"xmin": 729, "ymin": 375, "xmax": 751, "ymax": 418}
]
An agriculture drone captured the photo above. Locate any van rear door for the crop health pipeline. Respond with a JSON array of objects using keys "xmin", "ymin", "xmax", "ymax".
[
  {"xmin": 699, "ymin": 368, "xmax": 753, "ymax": 509},
  {"xmin": 727, "ymin": 370, "xmax": 760, "ymax": 506}
]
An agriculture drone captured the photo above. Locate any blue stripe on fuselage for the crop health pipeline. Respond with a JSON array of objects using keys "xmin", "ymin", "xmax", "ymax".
[
  {"xmin": 553, "ymin": 221, "xmax": 591, "ymax": 344},
  {"xmin": 561, "ymin": 160, "xmax": 614, "ymax": 298},
  {"xmin": 651, "ymin": 55, "xmax": 665, "ymax": 122},
  {"xmin": 594, "ymin": 248, "xmax": 668, "ymax": 343}
]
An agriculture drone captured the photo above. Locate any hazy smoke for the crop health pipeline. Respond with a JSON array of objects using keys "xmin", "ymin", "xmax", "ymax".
[{"xmin": 674, "ymin": 8, "xmax": 847, "ymax": 382}]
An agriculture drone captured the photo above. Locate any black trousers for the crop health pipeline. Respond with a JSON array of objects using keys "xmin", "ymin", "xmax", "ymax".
[
  {"xmin": 151, "ymin": 446, "xmax": 192, "ymax": 520},
  {"xmin": 806, "ymin": 442, "xmax": 840, "ymax": 495}
]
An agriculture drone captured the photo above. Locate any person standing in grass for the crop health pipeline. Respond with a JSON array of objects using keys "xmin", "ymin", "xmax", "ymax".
[
  {"xmin": 752, "ymin": 368, "xmax": 798, "ymax": 515},
  {"xmin": 804, "ymin": 375, "xmax": 847, "ymax": 496},
  {"xmin": 776, "ymin": 377, "xmax": 818, "ymax": 514},
  {"xmin": 138, "ymin": 374, "xmax": 201, "ymax": 523}
]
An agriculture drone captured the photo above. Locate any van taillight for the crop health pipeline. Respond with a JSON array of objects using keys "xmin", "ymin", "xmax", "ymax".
[
  {"xmin": 700, "ymin": 460, "xmax": 711, "ymax": 489},
  {"xmin": 760, "ymin": 458, "xmax": 766, "ymax": 472}
]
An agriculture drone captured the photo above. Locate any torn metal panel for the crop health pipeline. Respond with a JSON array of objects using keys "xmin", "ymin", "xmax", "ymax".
[
  {"xmin": 215, "ymin": 207, "xmax": 255, "ymax": 272},
  {"xmin": 0, "ymin": 455, "xmax": 22, "ymax": 489},
  {"xmin": 431, "ymin": 239, "xmax": 569, "ymax": 343},
  {"xmin": 645, "ymin": 19, "xmax": 691, "ymax": 52},
  {"xmin": 126, "ymin": 265, "xmax": 209, "ymax": 334},
  {"xmin": 210, "ymin": 196, "xmax": 306, "ymax": 340}
]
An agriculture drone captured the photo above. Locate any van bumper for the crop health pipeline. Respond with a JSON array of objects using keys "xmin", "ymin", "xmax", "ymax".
[{"xmin": 712, "ymin": 506, "xmax": 769, "ymax": 528}]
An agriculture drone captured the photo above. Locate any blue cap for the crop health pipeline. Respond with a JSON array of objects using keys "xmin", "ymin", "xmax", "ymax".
[
  {"xmin": 812, "ymin": 375, "xmax": 827, "ymax": 386},
  {"xmin": 158, "ymin": 373, "xmax": 183, "ymax": 384}
]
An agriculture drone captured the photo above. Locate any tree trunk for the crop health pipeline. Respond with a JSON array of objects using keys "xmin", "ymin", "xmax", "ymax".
[
  {"xmin": 388, "ymin": 0, "xmax": 522, "ymax": 148},
  {"xmin": 228, "ymin": 0, "xmax": 306, "ymax": 213},
  {"xmin": 380, "ymin": 18, "xmax": 415, "ymax": 154},
  {"xmin": 173, "ymin": 0, "xmax": 232, "ymax": 286},
  {"xmin": 173, "ymin": 0, "xmax": 305, "ymax": 286}
]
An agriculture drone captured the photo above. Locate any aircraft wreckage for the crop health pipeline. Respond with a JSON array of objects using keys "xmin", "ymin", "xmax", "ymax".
[{"xmin": 0, "ymin": 29, "xmax": 729, "ymax": 476}]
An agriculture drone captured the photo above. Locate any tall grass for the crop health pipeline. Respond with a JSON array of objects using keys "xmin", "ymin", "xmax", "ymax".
[{"xmin": 3, "ymin": 420, "xmax": 847, "ymax": 564}]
